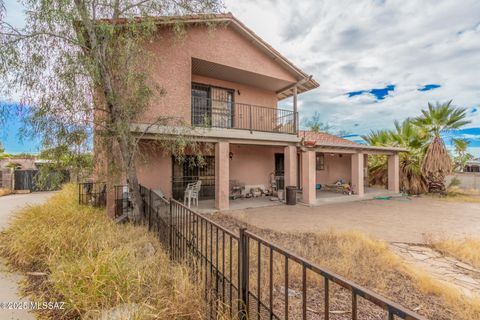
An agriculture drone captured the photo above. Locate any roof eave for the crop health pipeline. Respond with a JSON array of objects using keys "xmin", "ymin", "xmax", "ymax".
[{"xmin": 313, "ymin": 143, "xmax": 408, "ymax": 153}]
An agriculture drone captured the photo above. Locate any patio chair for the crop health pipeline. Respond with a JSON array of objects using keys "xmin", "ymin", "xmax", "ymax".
[{"xmin": 184, "ymin": 180, "xmax": 202, "ymax": 208}]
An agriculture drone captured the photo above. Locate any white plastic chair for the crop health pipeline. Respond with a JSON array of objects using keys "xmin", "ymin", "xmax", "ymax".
[{"xmin": 184, "ymin": 180, "xmax": 202, "ymax": 207}]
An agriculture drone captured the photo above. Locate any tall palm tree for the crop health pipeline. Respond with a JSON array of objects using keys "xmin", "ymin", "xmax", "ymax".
[{"xmin": 412, "ymin": 101, "xmax": 471, "ymax": 193}]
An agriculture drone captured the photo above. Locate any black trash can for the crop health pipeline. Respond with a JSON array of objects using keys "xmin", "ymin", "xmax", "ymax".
[{"xmin": 285, "ymin": 186, "xmax": 297, "ymax": 205}]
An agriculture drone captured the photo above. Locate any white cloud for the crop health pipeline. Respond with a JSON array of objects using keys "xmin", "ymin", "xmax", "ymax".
[{"xmin": 225, "ymin": 0, "xmax": 480, "ymax": 141}]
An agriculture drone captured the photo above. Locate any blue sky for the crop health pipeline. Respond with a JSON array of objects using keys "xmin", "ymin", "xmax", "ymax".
[{"xmin": 2, "ymin": 0, "xmax": 480, "ymax": 156}]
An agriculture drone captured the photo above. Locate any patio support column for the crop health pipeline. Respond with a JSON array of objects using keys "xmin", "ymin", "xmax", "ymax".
[
  {"xmin": 351, "ymin": 152, "xmax": 364, "ymax": 196},
  {"xmin": 388, "ymin": 153, "xmax": 400, "ymax": 193},
  {"xmin": 293, "ymin": 86, "xmax": 298, "ymax": 134},
  {"xmin": 215, "ymin": 141, "xmax": 230, "ymax": 210},
  {"xmin": 301, "ymin": 149, "xmax": 316, "ymax": 205},
  {"xmin": 284, "ymin": 145, "xmax": 297, "ymax": 187}
]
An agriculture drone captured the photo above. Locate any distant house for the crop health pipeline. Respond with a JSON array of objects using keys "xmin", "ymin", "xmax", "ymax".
[
  {"xmin": 0, "ymin": 157, "xmax": 62, "ymax": 191},
  {"xmin": 0, "ymin": 157, "xmax": 39, "ymax": 170},
  {"xmin": 464, "ymin": 159, "xmax": 480, "ymax": 173}
]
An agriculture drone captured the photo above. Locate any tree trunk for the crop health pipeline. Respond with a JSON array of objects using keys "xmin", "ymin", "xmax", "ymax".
[
  {"xmin": 426, "ymin": 172, "xmax": 447, "ymax": 194},
  {"xmin": 116, "ymin": 134, "xmax": 143, "ymax": 224},
  {"xmin": 125, "ymin": 162, "xmax": 143, "ymax": 224}
]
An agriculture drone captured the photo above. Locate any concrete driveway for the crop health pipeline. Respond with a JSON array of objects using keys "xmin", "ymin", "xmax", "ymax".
[
  {"xmin": 222, "ymin": 197, "xmax": 480, "ymax": 243},
  {"xmin": 0, "ymin": 192, "xmax": 54, "ymax": 320}
]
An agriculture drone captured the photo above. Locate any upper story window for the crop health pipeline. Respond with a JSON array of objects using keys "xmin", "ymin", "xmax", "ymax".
[{"xmin": 192, "ymin": 83, "xmax": 234, "ymax": 128}]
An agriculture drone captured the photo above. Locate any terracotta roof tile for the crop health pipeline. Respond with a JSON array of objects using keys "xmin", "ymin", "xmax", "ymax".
[{"xmin": 299, "ymin": 131, "xmax": 361, "ymax": 147}]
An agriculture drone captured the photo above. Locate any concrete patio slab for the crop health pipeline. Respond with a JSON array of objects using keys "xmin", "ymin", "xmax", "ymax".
[{"xmin": 218, "ymin": 196, "xmax": 480, "ymax": 243}]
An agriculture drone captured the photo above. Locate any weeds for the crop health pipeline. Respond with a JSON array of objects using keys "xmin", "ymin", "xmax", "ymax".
[
  {"xmin": 429, "ymin": 238, "xmax": 480, "ymax": 269},
  {"xmin": 0, "ymin": 184, "xmax": 205, "ymax": 319}
]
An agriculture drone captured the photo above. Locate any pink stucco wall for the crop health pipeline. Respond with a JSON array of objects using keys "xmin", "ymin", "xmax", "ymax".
[
  {"xmin": 136, "ymin": 143, "xmax": 173, "ymax": 197},
  {"xmin": 135, "ymin": 143, "xmax": 285, "ymax": 198},
  {"xmin": 315, "ymin": 153, "xmax": 352, "ymax": 185},
  {"xmin": 139, "ymin": 24, "xmax": 297, "ymax": 124},
  {"xmin": 229, "ymin": 144, "xmax": 284, "ymax": 188}
]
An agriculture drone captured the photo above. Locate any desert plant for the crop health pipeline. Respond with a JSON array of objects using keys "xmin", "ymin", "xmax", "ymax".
[
  {"xmin": 362, "ymin": 119, "xmax": 428, "ymax": 194},
  {"xmin": 413, "ymin": 101, "xmax": 470, "ymax": 193}
]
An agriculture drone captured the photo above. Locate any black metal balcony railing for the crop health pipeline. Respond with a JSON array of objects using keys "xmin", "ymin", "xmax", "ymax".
[{"xmin": 191, "ymin": 96, "xmax": 297, "ymax": 134}]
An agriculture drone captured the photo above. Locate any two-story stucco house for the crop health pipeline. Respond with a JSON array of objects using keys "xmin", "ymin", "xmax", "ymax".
[{"xmin": 97, "ymin": 13, "xmax": 404, "ymax": 213}]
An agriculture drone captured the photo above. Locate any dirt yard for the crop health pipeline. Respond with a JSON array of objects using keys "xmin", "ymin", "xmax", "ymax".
[{"xmin": 220, "ymin": 196, "xmax": 480, "ymax": 243}]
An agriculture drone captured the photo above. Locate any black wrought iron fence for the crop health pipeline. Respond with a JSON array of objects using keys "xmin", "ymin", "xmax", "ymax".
[
  {"xmin": 191, "ymin": 96, "xmax": 297, "ymax": 134},
  {"xmin": 78, "ymin": 182, "xmax": 107, "ymax": 207},
  {"xmin": 133, "ymin": 184, "xmax": 426, "ymax": 320},
  {"xmin": 79, "ymin": 182, "xmax": 425, "ymax": 320}
]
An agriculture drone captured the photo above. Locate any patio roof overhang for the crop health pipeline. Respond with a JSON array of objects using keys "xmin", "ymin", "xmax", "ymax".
[
  {"xmin": 301, "ymin": 143, "xmax": 407, "ymax": 155},
  {"xmin": 192, "ymin": 58, "xmax": 300, "ymax": 95}
]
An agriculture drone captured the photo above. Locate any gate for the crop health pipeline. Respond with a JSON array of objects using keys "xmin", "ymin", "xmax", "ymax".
[
  {"xmin": 14, "ymin": 170, "xmax": 37, "ymax": 191},
  {"xmin": 14, "ymin": 169, "xmax": 70, "ymax": 191}
]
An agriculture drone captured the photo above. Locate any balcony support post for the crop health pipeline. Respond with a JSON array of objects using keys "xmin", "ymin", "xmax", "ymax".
[{"xmin": 293, "ymin": 86, "xmax": 298, "ymax": 134}]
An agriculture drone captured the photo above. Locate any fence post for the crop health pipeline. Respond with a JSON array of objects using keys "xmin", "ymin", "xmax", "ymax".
[
  {"xmin": 149, "ymin": 188, "xmax": 153, "ymax": 231},
  {"xmin": 239, "ymin": 228, "xmax": 249, "ymax": 320}
]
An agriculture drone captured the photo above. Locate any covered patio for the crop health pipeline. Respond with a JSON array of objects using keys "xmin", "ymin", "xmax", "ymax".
[
  {"xmin": 298, "ymin": 131, "xmax": 406, "ymax": 206},
  {"xmin": 188, "ymin": 139, "xmax": 299, "ymax": 212}
]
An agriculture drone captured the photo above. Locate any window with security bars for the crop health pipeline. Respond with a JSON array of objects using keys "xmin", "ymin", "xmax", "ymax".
[
  {"xmin": 172, "ymin": 155, "xmax": 215, "ymax": 201},
  {"xmin": 191, "ymin": 83, "xmax": 234, "ymax": 128}
]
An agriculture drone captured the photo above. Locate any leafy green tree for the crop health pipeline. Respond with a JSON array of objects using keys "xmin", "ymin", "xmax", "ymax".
[
  {"xmin": 0, "ymin": 141, "xmax": 12, "ymax": 159},
  {"xmin": 452, "ymin": 138, "xmax": 474, "ymax": 172},
  {"xmin": 303, "ymin": 111, "xmax": 333, "ymax": 133},
  {"xmin": 34, "ymin": 128, "xmax": 93, "ymax": 190},
  {"xmin": 412, "ymin": 100, "xmax": 470, "ymax": 193},
  {"xmin": 1, "ymin": 1, "xmax": 223, "ymax": 221}
]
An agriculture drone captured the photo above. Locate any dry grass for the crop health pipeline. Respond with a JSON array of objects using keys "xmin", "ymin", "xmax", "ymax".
[
  {"xmin": 430, "ymin": 238, "xmax": 480, "ymax": 269},
  {"xmin": 211, "ymin": 213, "xmax": 480, "ymax": 320},
  {"xmin": 0, "ymin": 188, "xmax": 12, "ymax": 197},
  {"xmin": 420, "ymin": 186, "xmax": 480, "ymax": 203},
  {"xmin": 0, "ymin": 184, "xmax": 205, "ymax": 320},
  {"xmin": 442, "ymin": 186, "xmax": 480, "ymax": 203}
]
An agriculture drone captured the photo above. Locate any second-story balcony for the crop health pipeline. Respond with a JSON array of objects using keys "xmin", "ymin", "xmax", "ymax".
[{"xmin": 191, "ymin": 96, "xmax": 297, "ymax": 134}]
